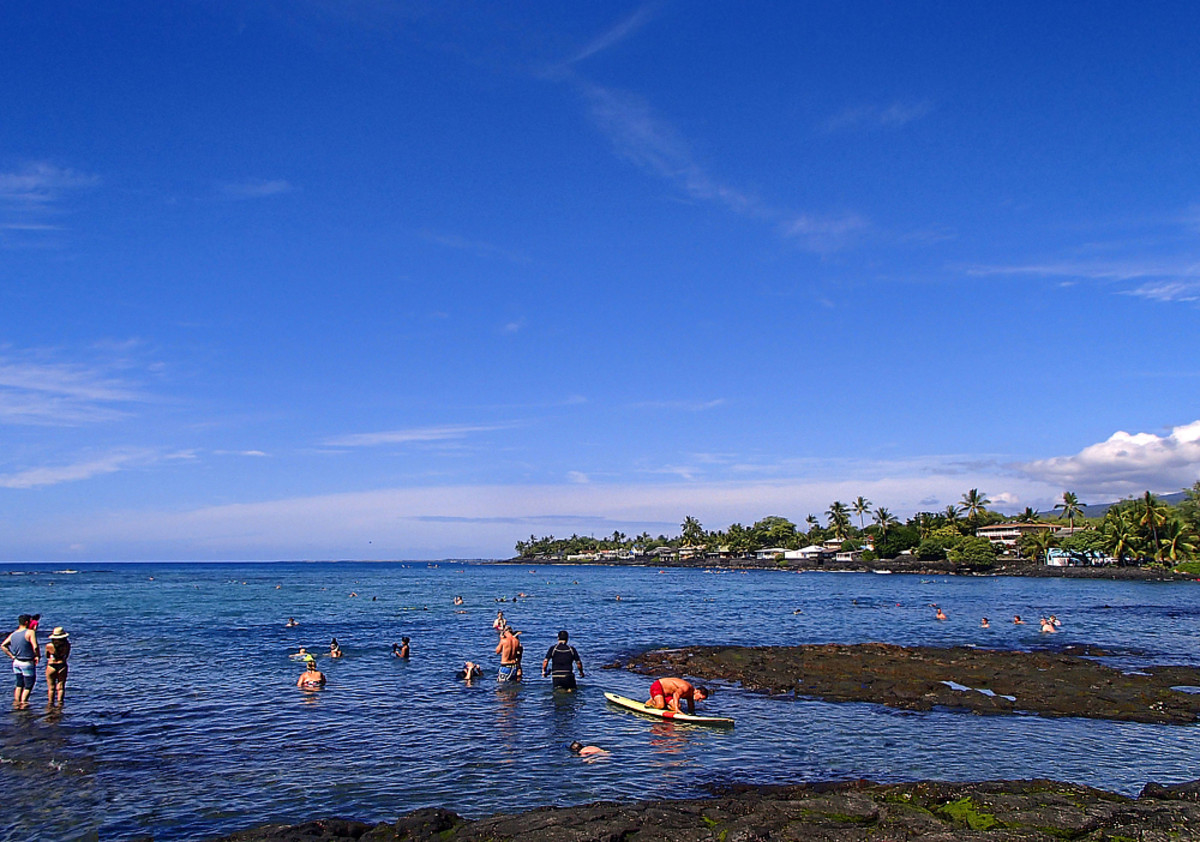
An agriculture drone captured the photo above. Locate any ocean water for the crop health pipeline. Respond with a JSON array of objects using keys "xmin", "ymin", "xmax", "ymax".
[{"xmin": 2, "ymin": 561, "xmax": 1199, "ymax": 841}]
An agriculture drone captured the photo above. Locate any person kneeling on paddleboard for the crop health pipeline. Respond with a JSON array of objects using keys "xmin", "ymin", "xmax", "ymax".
[{"xmin": 647, "ymin": 677, "xmax": 710, "ymax": 714}]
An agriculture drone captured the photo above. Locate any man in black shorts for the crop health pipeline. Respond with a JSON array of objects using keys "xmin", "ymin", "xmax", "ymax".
[{"xmin": 542, "ymin": 630, "xmax": 584, "ymax": 691}]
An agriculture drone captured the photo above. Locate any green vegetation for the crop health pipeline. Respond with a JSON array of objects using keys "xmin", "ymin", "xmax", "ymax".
[
  {"xmin": 937, "ymin": 797, "xmax": 1000, "ymax": 831},
  {"xmin": 513, "ymin": 482, "xmax": 1200, "ymax": 566}
]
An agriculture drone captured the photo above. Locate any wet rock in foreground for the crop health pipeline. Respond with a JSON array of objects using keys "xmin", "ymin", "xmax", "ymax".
[
  {"xmin": 215, "ymin": 779, "xmax": 1200, "ymax": 841},
  {"xmin": 619, "ymin": 643, "xmax": 1200, "ymax": 724}
]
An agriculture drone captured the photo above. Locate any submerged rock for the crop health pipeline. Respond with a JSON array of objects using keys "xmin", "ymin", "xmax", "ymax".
[
  {"xmin": 618, "ymin": 643, "xmax": 1200, "ymax": 724},
  {"xmin": 215, "ymin": 779, "xmax": 1200, "ymax": 841}
]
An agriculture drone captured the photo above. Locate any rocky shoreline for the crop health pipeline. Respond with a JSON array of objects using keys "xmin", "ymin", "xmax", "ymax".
[
  {"xmin": 216, "ymin": 778, "xmax": 1200, "ymax": 840},
  {"xmin": 617, "ymin": 643, "xmax": 1200, "ymax": 724}
]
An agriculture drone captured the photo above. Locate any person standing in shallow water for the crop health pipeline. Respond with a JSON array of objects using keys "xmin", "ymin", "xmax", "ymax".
[
  {"xmin": 44, "ymin": 627, "xmax": 70, "ymax": 706},
  {"xmin": 542, "ymin": 630, "xmax": 584, "ymax": 691},
  {"xmin": 2, "ymin": 614, "xmax": 38, "ymax": 709},
  {"xmin": 495, "ymin": 626, "xmax": 519, "ymax": 682}
]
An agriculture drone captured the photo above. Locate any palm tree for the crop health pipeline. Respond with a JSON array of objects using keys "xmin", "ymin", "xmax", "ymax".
[
  {"xmin": 873, "ymin": 507, "xmax": 898, "ymax": 536},
  {"xmin": 851, "ymin": 496, "xmax": 872, "ymax": 530},
  {"xmin": 1020, "ymin": 529, "xmax": 1058, "ymax": 563},
  {"xmin": 1055, "ymin": 491, "xmax": 1084, "ymax": 529},
  {"xmin": 915, "ymin": 512, "xmax": 935, "ymax": 538},
  {"xmin": 805, "ymin": 514, "xmax": 819, "ymax": 532},
  {"xmin": 943, "ymin": 505, "xmax": 960, "ymax": 524},
  {"xmin": 681, "ymin": 515, "xmax": 706, "ymax": 547},
  {"xmin": 1158, "ymin": 518, "xmax": 1198, "ymax": 563},
  {"xmin": 1137, "ymin": 492, "xmax": 1169, "ymax": 562},
  {"xmin": 1016, "ymin": 506, "xmax": 1040, "ymax": 523},
  {"xmin": 1103, "ymin": 509, "xmax": 1142, "ymax": 565},
  {"xmin": 959, "ymin": 488, "xmax": 991, "ymax": 521},
  {"xmin": 826, "ymin": 501, "xmax": 851, "ymax": 541}
]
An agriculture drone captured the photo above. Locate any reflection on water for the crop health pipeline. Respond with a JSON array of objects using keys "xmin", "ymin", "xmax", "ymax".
[
  {"xmin": 648, "ymin": 720, "xmax": 690, "ymax": 761},
  {"xmin": 2, "ymin": 561, "xmax": 1200, "ymax": 841}
]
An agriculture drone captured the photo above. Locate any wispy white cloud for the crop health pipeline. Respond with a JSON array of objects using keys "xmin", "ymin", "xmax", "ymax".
[
  {"xmin": 0, "ymin": 352, "xmax": 149, "ymax": 426},
  {"xmin": 214, "ymin": 450, "xmax": 270, "ymax": 457},
  {"xmin": 0, "ymin": 161, "xmax": 99, "ymax": 246},
  {"xmin": 566, "ymin": 470, "xmax": 590, "ymax": 484},
  {"xmin": 0, "ymin": 161, "xmax": 100, "ymax": 206},
  {"xmin": 965, "ymin": 256, "xmax": 1200, "ymax": 303},
  {"xmin": 418, "ymin": 229, "xmax": 528, "ymax": 263},
  {"xmin": 324, "ymin": 423, "xmax": 514, "ymax": 448},
  {"xmin": 218, "ymin": 179, "xmax": 294, "ymax": 200},
  {"xmin": 823, "ymin": 101, "xmax": 934, "ymax": 133},
  {"xmin": 1017, "ymin": 420, "xmax": 1200, "ymax": 497},
  {"xmin": 0, "ymin": 449, "xmax": 152, "ymax": 489},
  {"xmin": 582, "ymin": 84, "xmax": 762, "ymax": 217},
  {"xmin": 1123, "ymin": 281, "xmax": 1200, "ymax": 303},
  {"xmin": 782, "ymin": 213, "xmax": 870, "ymax": 253},
  {"xmin": 567, "ymin": 4, "xmax": 658, "ymax": 65},
  {"xmin": 579, "ymin": 84, "xmax": 869, "ymax": 252}
]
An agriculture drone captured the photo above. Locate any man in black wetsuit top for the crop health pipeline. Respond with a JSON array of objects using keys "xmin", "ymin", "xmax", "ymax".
[{"xmin": 542, "ymin": 630, "xmax": 584, "ymax": 691}]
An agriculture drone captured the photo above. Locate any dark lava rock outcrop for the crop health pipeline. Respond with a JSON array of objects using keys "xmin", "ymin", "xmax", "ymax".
[
  {"xmin": 215, "ymin": 779, "xmax": 1200, "ymax": 841},
  {"xmin": 619, "ymin": 643, "xmax": 1200, "ymax": 724}
]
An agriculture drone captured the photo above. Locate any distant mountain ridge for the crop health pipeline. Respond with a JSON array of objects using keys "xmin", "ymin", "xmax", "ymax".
[{"xmin": 1037, "ymin": 491, "xmax": 1190, "ymax": 520}]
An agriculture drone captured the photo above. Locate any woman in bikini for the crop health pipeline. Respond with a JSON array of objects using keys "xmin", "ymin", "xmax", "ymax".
[{"xmin": 45, "ymin": 627, "xmax": 70, "ymax": 706}]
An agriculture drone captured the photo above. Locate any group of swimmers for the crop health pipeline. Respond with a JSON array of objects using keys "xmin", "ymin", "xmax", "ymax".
[
  {"xmin": 2, "ymin": 613, "xmax": 70, "ymax": 709},
  {"xmin": 932, "ymin": 606, "xmax": 1065, "ymax": 634}
]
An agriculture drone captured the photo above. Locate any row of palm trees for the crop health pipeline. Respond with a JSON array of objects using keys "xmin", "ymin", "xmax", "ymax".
[
  {"xmin": 516, "ymin": 485, "xmax": 1200, "ymax": 564},
  {"xmin": 1020, "ymin": 489, "xmax": 1200, "ymax": 565}
]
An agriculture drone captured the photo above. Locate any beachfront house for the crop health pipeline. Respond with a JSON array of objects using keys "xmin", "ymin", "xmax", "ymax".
[
  {"xmin": 755, "ymin": 547, "xmax": 790, "ymax": 561},
  {"xmin": 792, "ymin": 544, "xmax": 832, "ymax": 561},
  {"xmin": 975, "ymin": 521, "xmax": 1053, "ymax": 552}
]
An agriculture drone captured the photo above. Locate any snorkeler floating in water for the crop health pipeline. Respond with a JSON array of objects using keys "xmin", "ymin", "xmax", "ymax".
[{"xmin": 569, "ymin": 741, "xmax": 608, "ymax": 757}]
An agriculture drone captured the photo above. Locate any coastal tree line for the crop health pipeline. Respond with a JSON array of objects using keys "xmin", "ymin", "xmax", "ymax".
[{"xmin": 514, "ymin": 482, "xmax": 1200, "ymax": 571}]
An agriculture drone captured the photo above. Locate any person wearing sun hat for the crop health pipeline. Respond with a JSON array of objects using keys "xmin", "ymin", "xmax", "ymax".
[{"xmin": 45, "ymin": 627, "xmax": 71, "ymax": 706}]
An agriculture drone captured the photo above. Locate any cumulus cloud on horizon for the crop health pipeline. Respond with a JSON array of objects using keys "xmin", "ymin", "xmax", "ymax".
[{"xmin": 1018, "ymin": 420, "xmax": 1200, "ymax": 497}]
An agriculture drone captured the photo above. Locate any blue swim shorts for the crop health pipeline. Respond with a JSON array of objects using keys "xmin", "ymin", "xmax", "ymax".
[
  {"xmin": 497, "ymin": 664, "xmax": 518, "ymax": 683},
  {"xmin": 12, "ymin": 659, "xmax": 36, "ymax": 690}
]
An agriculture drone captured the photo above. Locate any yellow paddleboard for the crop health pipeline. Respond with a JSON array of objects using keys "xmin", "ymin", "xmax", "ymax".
[{"xmin": 604, "ymin": 692, "xmax": 734, "ymax": 727}]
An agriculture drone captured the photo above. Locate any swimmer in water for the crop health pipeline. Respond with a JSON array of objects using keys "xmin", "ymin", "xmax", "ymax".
[
  {"xmin": 935, "ymin": 607, "xmax": 947, "ymax": 621},
  {"xmin": 297, "ymin": 662, "xmax": 326, "ymax": 690},
  {"xmin": 286, "ymin": 617, "xmax": 298, "ymax": 627},
  {"xmin": 980, "ymin": 617, "xmax": 990, "ymax": 628},
  {"xmin": 399, "ymin": 637, "xmax": 410, "ymax": 658},
  {"xmin": 1013, "ymin": 615, "xmax": 1025, "ymax": 625},
  {"xmin": 456, "ymin": 661, "xmax": 482, "ymax": 681},
  {"xmin": 1040, "ymin": 617, "xmax": 1057, "ymax": 633},
  {"xmin": 569, "ymin": 741, "xmax": 608, "ymax": 757},
  {"xmin": 329, "ymin": 638, "xmax": 342, "ymax": 658}
]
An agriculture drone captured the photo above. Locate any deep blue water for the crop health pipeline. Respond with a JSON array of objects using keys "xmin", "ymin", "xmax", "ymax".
[{"xmin": 2, "ymin": 561, "xmax": 1200, "ymax": 841}]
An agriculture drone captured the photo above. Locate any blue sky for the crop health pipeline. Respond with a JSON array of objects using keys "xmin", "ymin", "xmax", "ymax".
[{"xmin": 3, "ymin": 2, "xmax": 1199, "ymax": 560}]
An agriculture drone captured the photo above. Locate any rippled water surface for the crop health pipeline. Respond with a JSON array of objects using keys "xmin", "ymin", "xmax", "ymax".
[{"xmin": 3, "ymin": 561, "xmax": 1199, "ymax": 841}]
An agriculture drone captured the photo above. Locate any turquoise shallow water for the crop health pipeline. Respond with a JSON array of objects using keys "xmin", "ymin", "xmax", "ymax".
[{"xmin": 2, "ymin": 561, "xmax": 1200, "ymax": 841}]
